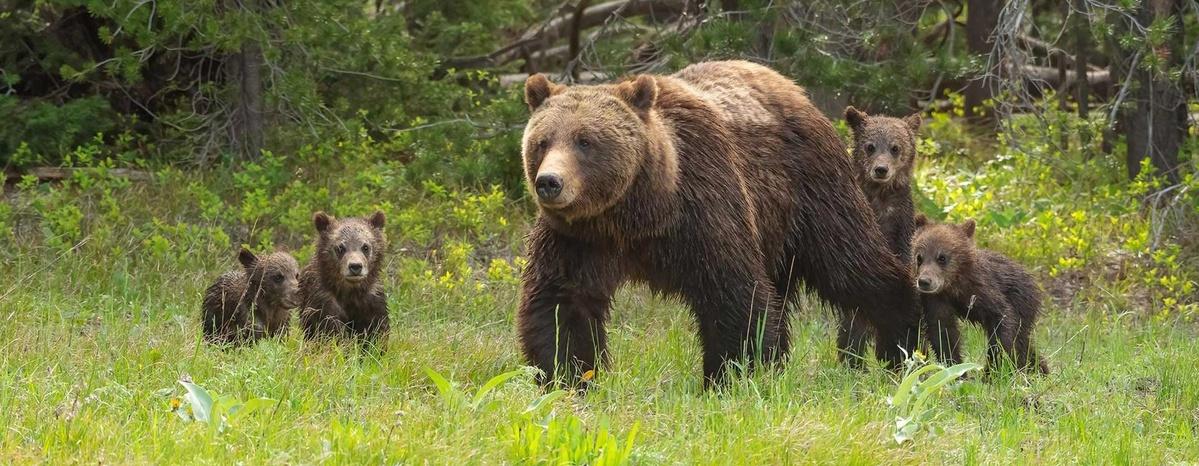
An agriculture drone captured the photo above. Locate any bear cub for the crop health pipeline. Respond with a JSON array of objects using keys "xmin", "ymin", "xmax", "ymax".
[
  {"xmin": 299, "ymin": 211, "xmax": 390, "ymax": 347},
  {"xmin": 912, "ymin": 215, "xmax": 1048, "ymax": 374},
  {"xmin": 837, "ymin": 106, "xmax": 923, "ymax": 364},
  {"xmin": 202, "ymin": 248, "xmax": 300, "ymax": 345}
]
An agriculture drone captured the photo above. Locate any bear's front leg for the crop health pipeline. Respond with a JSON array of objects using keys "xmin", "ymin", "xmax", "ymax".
[
  {"xmin": 301, "ymin": 298, "xmax": 350, "ymax": 341},
  {"xmin": 836, "ymin": 310, "xmax": 873, "ymax": 368},
  {"xmin": 518, "ymin": 225, "xmax": 620, "ymax": 387},
  {"xmin": 922, "ymin": 296, "xmax": 963, "ymax": 365},
  {"xmin": 685, "ymin": 263, "xmax": 786, "ymax": 389},
  {"xmin": 356, "ymin": 288, "xmax": 391, "ymax": 350}
]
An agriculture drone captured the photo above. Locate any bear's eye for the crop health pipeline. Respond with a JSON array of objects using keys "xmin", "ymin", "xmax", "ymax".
[
  {"xmin": 577, "ymin": 137, "xmax": 591, "ymax": 149},
  {"xmin": 936, "ymin": 254, "xmax": 948, "ymax": 265},
  {"xmin": 890, "ymin": 145, "xmax": 900, "ymax": 155},
  {"xmin": 916, "ymin": 254, "xmax": 923, "ymax": 266},
  {"xmin": 273, "ymin": 273, "xmax": 284, "ymax": 283},
  {"xmin": 361, "ymin": 244, "xmax": 370, "ymax": 255},
  {"xmin": 537, "ymin": 139, "xmax": 548, "ymax": 150},
  {"xmin": 865, "ymin": 143, "xmax": 875, "ymax": 154},
  {"xmin": 335, "ymin": 244, "xmax": 346, "ymax": 256}
]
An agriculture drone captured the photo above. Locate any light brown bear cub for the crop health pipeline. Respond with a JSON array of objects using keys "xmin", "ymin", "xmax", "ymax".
[
  {"xmin": 837, "ymin": 106, "xmax": 922, "ymax": 365},
  {"xmin": 912, "ymin": 215, "xmax": 1048, "ymax": 374},
  {"xmin": 299, "ymin": 211, "xmax": 389, "ymax": 347},
  {"xmin": 202, "ymin": 248, "xmax": 300, "ymax": 345}
]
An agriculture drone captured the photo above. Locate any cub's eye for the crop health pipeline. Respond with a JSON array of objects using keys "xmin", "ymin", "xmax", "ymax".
[
  {"xmin": 890, "ymin": 145, "xmax": 900, "ymax": 155},
  {"xmin": 537, "ymin": 139, "xmax": 548, "ymax": 150},
  {"xmin": 916, "ymin": 254, "xmax": 923, "ymax": 266},
  {"xmin": 273, "ymin": 273, "xmax": 284, "ymax": 283},
  {"xmin": 361, "ymin": 244, "xmax": 370, "ymax": 255},
  {"xmin": 865, "ymin": 143, "xmax": 875, "ymax": 153},
  {"xmin": 936, "ymin": 254, "xmax": 948, "ymax": 265},
  {"xmin": 577, "ymin": 137, "xmax": 591, "ymax": 149},
  {"xmin": 335, "ymin": 244, "xmax": 346, "ymax": 256}
]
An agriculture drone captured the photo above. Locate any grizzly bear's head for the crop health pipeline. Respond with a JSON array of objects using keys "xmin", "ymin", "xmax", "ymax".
[
  {"xmin": 312, "ymin": 211, "xmax": 386, "ymax": 289},
  {"xmin": 521, "ymin": 74, "xmax": 664, "ymax": 222},
  {"xmin": 240, "ymin": 248, "xmax": 300, "ymax": 308},
  {"xmin": 844, "ymin": 106, "xmax": 922, "ymax": 187},
  {"xmin": 911, "ymin": 214, "xmax": 976, "ymax": 295}
]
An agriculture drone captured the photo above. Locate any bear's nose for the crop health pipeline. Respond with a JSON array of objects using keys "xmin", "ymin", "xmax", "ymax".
[
  {"xmin": 535, "ymin": 174, "xmax": 563, "ymax": 201},
  {"xmin": 916, "ymin": 278, "xmax": 932, "ymax": 291},
  {"xmin": 348, "ymin": 263, "xmax": 364, "ymax": 275},
  {"xmin": 872, "ymin": 166, "xmax": 889, "ymax": 179}
]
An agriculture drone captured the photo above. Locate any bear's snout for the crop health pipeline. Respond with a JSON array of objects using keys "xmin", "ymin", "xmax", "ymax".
[
  {"xmin": 916, "ymin": 277, "xmax": 938, "ymax": 293},
  {"xmin": 872, "ymin": 165, "xmax": 889, "ymax": 180},
  {"xmin": 347, "ymin": 262, "xmax": 364, "ymax": 276},
  {"xmin": 535, "ymin": 173, "xmax": 563, "ymax": 201}
]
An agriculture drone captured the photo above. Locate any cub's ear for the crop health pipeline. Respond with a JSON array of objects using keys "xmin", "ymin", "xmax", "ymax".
[
  {"xmin": 960, "ymin": 219, "xmax": 976, "ymax": 239},
  {"xmin": 617, "ymin": 75, "xmax": 657, "ymax": 114},
  {"xmin": 844, "ymin": 106, "xmax": 868, "ymax": 132},
  {"xmin": 369, "ymin": 211, "xmax": 386, "ymax": 230},
  {"xmin": 914, "ymin": 213, "xmax": 929, "ymax": 229},
  {"xmin": 903, "ymin": 112, "xmax": 923, "ymax": 133},
  {"xmin": 525, "ymin": 74, "xmax": 563, "ymax": 111},
  {"xmin": 313, "ymin": 211, "xmax": 332, "ymax": 234},
  {"xmin": 238, "ymin": 247, "xmax": 258, "ymax": 269}
]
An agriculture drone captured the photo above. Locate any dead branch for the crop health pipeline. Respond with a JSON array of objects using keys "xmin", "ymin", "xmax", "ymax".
[{"xmin": 442, "ymin": 0, "xmax": 686, "ymax": 70}]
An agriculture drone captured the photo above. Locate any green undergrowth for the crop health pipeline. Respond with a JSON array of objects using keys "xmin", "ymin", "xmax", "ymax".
[{"xmin": 0, "ymin": 112, "xmax": 1197, "ymax": 463}]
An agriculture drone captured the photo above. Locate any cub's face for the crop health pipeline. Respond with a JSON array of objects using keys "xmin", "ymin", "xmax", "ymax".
[
  {"xmin": 844, "ymin": 107, "xmax": 922, "ymax": 186},
  {"xmin": 314, "ymin": 211, "xmax": 386, "ymax": 285},
  {"xmin": 911, "ymin": 217, "xmax": 976, "ymax": 295},
  {"xmin": 521, "ymin": 74, "xmax": 657, "ymax": 221},
  {"xmin": 240, "ymin": 249, "xmax": 300, "ymax": 307}
]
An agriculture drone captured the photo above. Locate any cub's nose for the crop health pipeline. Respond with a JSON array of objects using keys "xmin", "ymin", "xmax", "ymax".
[
  {"xmin": 872, "ymin": 166, "xmax": 889, "ymax": 179},
  {"xmin": 916, "ymin": 278, "xmax": 932, "ymax": 292},
  {"xmin": 535, "ymin": 174, "xmax": 563, "ymax": 201},
  {"xmin": 348, "ymin": 263, "xmax": 364, "ymax": 276}
]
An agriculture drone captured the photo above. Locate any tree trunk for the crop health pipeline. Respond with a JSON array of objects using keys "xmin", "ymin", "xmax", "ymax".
[
  {"xmin": 1072, "ymin": 0, "xmax": 1089, "ymax": 119},
  {"xmin": 227, "ymin": 41, "xmax": 265, "ymax": 160},
  {"xmin": 1125, "ymin": 0, "xmax": 1185, "ymax": 184},
  {"xmin": 964, "ymin": 0, "xmax": 1001, "ymax": 120}
]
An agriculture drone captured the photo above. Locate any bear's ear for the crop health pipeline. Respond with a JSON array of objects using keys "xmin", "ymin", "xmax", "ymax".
[
  {"xmin": 617, "ymin": 75, "xmax": 657, "ymax": 114},
  {"xmin": 238, "ymin": 247, "xmax": 258, "ymax": 269},
  {"xmin": 914, "ymin": 213, "xmax": 929, "ymax": 229},
  {"xmin": 525, "ymin": 74, "xmax": 563, "ymax": 111},
  {"xmin": 844, "ymin": 106, "xmax": 868, "ymax": 132},
  {"xmin": 960, "ymin": 219, "xmax": 976, "ymax": 239},
  {"xmin": 368, "ymin": 211, "xmax": 385, "ymax": 230},
  {"xmin": 903, "ymin": 113, "xmax": 923, "ymax": 133},
  {"xmin": 313, "ymin": 211, "xmax": 332, "ymax": 234}
]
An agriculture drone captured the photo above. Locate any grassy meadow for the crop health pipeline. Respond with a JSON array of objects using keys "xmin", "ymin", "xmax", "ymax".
[{"xmin": 1, "ymin": 114, "xmax": 1197, "ymax": 464}]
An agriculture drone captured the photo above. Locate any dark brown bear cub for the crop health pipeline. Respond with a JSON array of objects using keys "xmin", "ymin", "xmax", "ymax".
[
  {"xmin": 518, "ymin": 60, "xmax": 921, "ymax": 389},
  {"xmin": 202, "ymin": 248, "xmax": 300, "ymax": 345},
  {"xmin": 912, "ymin": 215, "xmax": 1048, "ymax": 374},
  {"xmin": 837, "ymin": 106, "xmax": 923, "ymax": 365},
  {"xmin": 299, "ymin": 211, "xmax": 389, "ymax": 347}
]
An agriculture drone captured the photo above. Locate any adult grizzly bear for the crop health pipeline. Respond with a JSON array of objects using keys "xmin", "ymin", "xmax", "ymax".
[
  {"xmin": 518, "ymin": 60, "xmax": 921, "ymax": 388},
  {"xmin": 298, "ymin": 211, "xmax": 390, "ymax": 347}
]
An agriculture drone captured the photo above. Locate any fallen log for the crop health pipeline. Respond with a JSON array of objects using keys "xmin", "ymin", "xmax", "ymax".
[{"xmin": 25, "ymin": 167, "xmax": 154, "ymax": 183}]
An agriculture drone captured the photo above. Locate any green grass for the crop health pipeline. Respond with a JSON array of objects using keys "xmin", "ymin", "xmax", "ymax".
[
  {"xmin": 1, "ymin": 113, "xmax": 1196, "ymax": 463},
  {"xmin": 2, "ymin": 247, "xmax": 1197, "ymax": 464}
]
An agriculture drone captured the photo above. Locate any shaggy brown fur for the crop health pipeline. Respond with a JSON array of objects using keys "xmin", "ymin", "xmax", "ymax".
[
  {"xmin": 298, "ymin": 211, "xmax": 390, "ymax": 347},
  {"xmin": 518, "ymin": 60, "xmax": 922, "ymax": 388},
  {"xmin": 837, "ymin": 106, "xmax": 923, "ymax": 365},
  {"xmin": 912, "ymin": 215, "xmax": 1048, "ymax": 374},
  {"xmin": 201, "ymin": 248, "xmax": 300, "ymax": 345}
]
